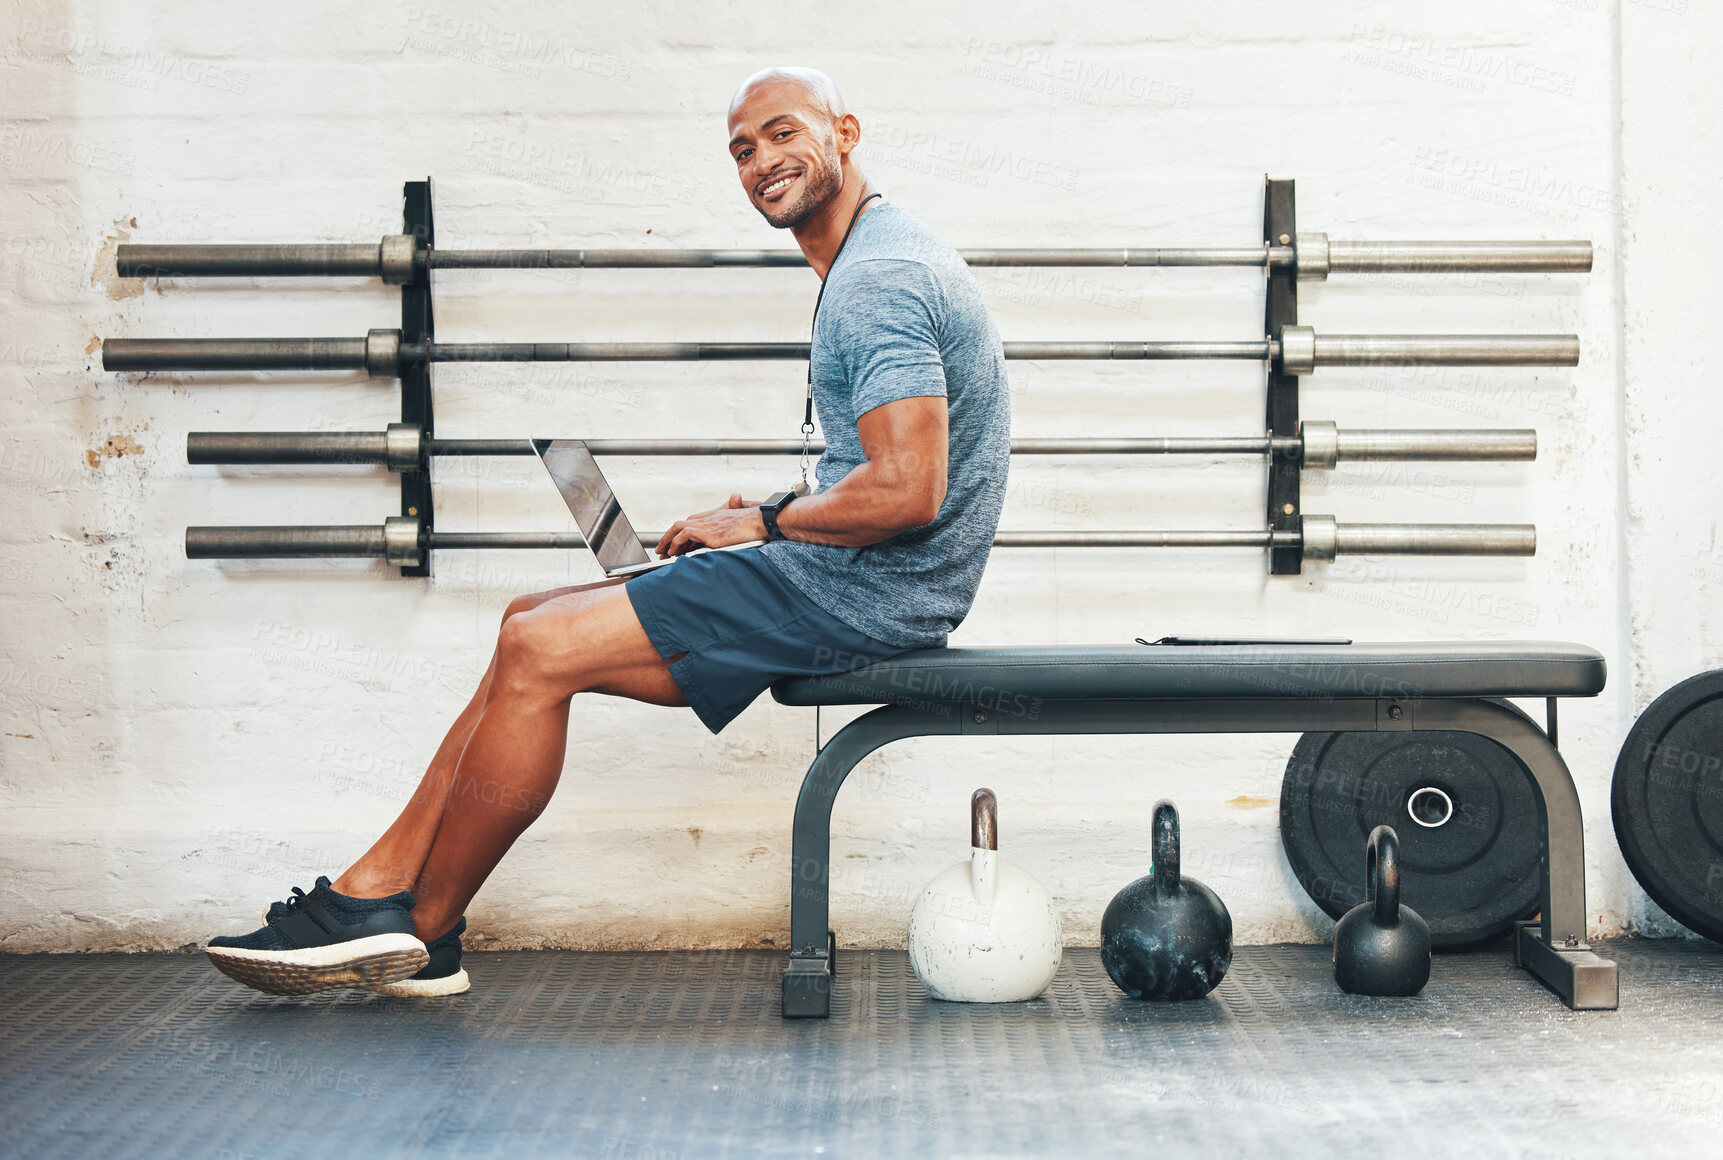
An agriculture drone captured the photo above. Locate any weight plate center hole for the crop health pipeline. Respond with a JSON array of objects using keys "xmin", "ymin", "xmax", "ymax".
[{"xmin": 1407, "ymin": 786, "xmax": 1454, "ymax": 829}]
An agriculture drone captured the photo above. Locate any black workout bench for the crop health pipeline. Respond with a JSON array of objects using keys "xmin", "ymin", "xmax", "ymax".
[{"xmin": 770, "ymin": 639, "xmax": 1615, "ymax": 1017}]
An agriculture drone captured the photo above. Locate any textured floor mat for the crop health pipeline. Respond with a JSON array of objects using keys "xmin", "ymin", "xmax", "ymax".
[{"xmin": 3, "ymin": 942, "xmax": 1721, "ymax": 1158}]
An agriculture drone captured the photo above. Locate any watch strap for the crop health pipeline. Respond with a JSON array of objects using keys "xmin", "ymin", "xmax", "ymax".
[{"xmin": 761, "ymin": 491, "xmax": 796, "ymax": 541}]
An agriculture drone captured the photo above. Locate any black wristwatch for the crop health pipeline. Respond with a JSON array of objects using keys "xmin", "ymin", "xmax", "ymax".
[{"xmin": 760, "ymin": 490, "xmax": 798, "ymax": 541}]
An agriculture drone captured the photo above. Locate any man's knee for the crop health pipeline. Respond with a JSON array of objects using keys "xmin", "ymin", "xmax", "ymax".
[
  {"xmin": 502, "ymin": 593, "xmax": 540, "ymax": 623},
  {"xmin": 502, "ymin": 587, "xmax": 567, "ymax": 626},
  {"xmin": 494, "ymin": 601, "xmax": 589, "ymax": 695},
  {"xmin": 496, "ymin": 611, "xmax": 555, "ymax": 676},
  {"xmin": 501, "ymin": 578, "xmax": 621, "ymax": 626}
]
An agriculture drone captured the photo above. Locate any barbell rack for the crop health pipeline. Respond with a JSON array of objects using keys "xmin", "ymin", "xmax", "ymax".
[{"xmin": 108, "ymin": 176, "xmax": 1588, "ymax": 576}]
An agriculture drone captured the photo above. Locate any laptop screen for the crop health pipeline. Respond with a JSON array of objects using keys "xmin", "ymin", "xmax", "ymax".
[{"xmin": 533, "ymin": 439, "xmax": 653, "ymax": 572}]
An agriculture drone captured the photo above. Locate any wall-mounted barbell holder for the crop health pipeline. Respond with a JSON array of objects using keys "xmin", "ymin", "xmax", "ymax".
[
  {"xmin": 117, "ymin": 176, "xmax": 1589, "ymax": 578},
  {"xmin": 114, "ymin": 234, "xmax": 1593, "ymax": 281},
  {"xmin": 182, "ymin": 516, "xmax": 1535, "ymax": 568},
  {"xmin": 101, "ymin": 326, "xmax": 1580, "ymax": 377},
  {"xmin": 184, "ymin": 423, "xmax": 1538, "ymax": 471}
]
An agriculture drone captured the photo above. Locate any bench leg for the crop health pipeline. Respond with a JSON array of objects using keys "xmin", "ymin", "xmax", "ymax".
[
  {"xmin": 1414, "ymin": 700, "xmax": 1619, "ymax": 1010},
  {"xmin": 782, "ymin": 705, "xmax": 960, "ymax": 1018},
  {"xmin": 778, "ymin": 695, "xmax": 1615, "ymax": 1015}
]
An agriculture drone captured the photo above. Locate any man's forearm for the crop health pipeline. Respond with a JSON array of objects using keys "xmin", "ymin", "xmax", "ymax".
[{"xmin": 775, "ymin": 457, "xmax": 945, "ymax": 547}]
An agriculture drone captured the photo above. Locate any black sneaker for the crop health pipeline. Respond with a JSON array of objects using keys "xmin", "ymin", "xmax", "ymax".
[
  {"xmin": 369, "ymin": 916, "xmax": 470, "ymax": 997},
  {"xmin": 205, "ymin": 876, "xmax": 428, "ymax": 996}
]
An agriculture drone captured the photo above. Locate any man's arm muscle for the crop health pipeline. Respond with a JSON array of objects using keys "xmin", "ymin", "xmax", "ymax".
[{"xmin": 654, "ymin": 395, "xmax": 948, "ymax": 556}]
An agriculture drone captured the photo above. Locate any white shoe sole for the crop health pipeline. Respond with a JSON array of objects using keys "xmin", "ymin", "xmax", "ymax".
[
  {"xmin": 368, "ymin": 967, "xmax": 471, "ymax": 997},
  {"xmin": 206, "ymin": 932, "xmax": 429, "ymax": 996}
]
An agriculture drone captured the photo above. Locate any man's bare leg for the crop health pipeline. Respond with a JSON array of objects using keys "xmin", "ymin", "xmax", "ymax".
[
  {"xmin": 331, "ymin": 577, "xmax": 671, "ymax": 927},
  {"xmin": 335, "ymin": 579, "xmax": 684, "ymax": 940},
  {"xmin": 327, "ymin": 656, "xmax": 496, "ymax": 900}
]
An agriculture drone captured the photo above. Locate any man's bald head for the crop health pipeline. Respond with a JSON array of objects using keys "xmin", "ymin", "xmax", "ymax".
[
  {"xmin": 728, "ymin": 67, "xmax": 847, "ymax": 125},
  {"xmin": 726, "ymin": 67, "xmax": 866, "ymax": 232}
]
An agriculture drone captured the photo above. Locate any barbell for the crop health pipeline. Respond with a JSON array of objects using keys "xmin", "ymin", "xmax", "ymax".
[
  {"xmin": 113, "ymin": 234, "xmax": 1593, "ymax": 281},
  {"xmin": 183, "ymin": 423, "xmax": 1537, "ymax": 470},
  {"xmin": 183, "ymin": 517, "xmax": 1536, "ymax": 567},
  {"xmin": 101, "ymin": 327, "xmax": 1580, "ymax": 377}
]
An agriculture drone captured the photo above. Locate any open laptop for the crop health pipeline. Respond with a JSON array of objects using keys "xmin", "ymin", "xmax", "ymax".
[{"xmin": 533, "ymin": 438, "xmax": 765, "ymax": 578}]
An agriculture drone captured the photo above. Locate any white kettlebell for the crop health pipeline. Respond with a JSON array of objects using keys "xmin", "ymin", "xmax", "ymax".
[{"xmin": 907, "ymin": 788, "xmax": 1063, "ymax": 1002}]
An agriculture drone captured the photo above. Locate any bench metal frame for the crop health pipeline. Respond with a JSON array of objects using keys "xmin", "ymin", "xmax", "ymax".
[{"xmin": 781, "ymin": 694, "xmax": 1618, "ymax": 1017}]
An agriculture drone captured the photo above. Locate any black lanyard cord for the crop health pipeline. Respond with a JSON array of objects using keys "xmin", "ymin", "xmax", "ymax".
[{"xmin": 799, "ymin": 190, "xmax": 882, "ymax": 488}]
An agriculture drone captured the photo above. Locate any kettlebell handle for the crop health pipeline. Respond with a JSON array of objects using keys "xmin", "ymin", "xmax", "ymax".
[
  {"xmin": 971, "ymin": 788, "xmax": 998, "ymax": 851},
  {"xmin": 1151, "ymin": 799, "xmax": 1180, "ymax": 892},
  {"xmin": 1366, "ymin": 824, "xmax": 1401, "ymax": 926}
]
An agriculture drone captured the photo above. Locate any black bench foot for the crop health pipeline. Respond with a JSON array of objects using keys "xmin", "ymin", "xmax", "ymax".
[
  {"xmin": 782, "ymin": 931, "xmax": 837, "ymax": 1018},
  {"xmin": 1516, "ymin": 921, "xmax": 1618, "ymax": 1010}
]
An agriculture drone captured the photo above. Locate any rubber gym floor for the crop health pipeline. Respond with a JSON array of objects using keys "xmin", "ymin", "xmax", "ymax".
[{"xmin": 3, "ymin": 940, "xmax": 1718, "ymax": 1159}]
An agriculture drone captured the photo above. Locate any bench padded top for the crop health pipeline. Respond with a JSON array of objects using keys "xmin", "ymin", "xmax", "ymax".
[{"xmin": 771, "ymin": 640, "xmax": 1606, "ymax": 707}]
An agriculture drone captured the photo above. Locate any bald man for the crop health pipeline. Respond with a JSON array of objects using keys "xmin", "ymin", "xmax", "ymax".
[{"xmin": 203, "ymin": 67, "xmax": 1012, "ymax": 997}]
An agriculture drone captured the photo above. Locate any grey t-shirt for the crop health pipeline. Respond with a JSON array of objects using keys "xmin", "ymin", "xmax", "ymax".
[{"xmin": 760, "ymin": 203, "xmax": 1011, "ymax": 649}]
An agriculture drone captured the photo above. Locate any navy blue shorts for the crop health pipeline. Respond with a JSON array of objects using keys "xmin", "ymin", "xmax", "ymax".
[{"xmin": 623, "ymin": 547, "xmax": 913, "ymax": 734}]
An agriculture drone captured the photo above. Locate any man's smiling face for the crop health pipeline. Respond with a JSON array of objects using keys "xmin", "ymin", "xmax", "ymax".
[{"xmin": 727, "ymin": 76, "xmax": 846, "ymax": 230}]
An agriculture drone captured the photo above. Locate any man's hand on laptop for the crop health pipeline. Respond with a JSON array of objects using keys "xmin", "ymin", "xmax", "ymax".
[{"xmin": 656, "ymin": 493, "xmax": 767, "ymax": 558}]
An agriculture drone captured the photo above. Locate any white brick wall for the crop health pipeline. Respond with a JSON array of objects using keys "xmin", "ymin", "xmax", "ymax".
[{"xmin": 2, "ymin": 1, "xmax": 1717, "ymax": 951}]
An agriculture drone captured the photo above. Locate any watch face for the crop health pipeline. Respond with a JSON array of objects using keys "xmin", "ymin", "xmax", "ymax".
[{"xmin": 764, "ymin": 491, "xmax": 794, "ymax": 510}]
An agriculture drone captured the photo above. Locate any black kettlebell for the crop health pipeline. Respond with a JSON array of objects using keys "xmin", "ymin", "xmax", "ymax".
[
  {"xmin": 1101, "ymin": 800, "xmax": 1233, "ymax": 1001},
  {"xmin": 1333, "ymin": 825, "xmax": 1431, "ymax": 996}
]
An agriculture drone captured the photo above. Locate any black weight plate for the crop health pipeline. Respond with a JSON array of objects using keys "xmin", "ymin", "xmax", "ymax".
[
  {"xmin": 1611, "ymin": 669, "xmax": 1723, "ymax": 943},
  {"xmin": 1280, "ymin": 704, "xmax": 1542, "ymax": 949}
]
